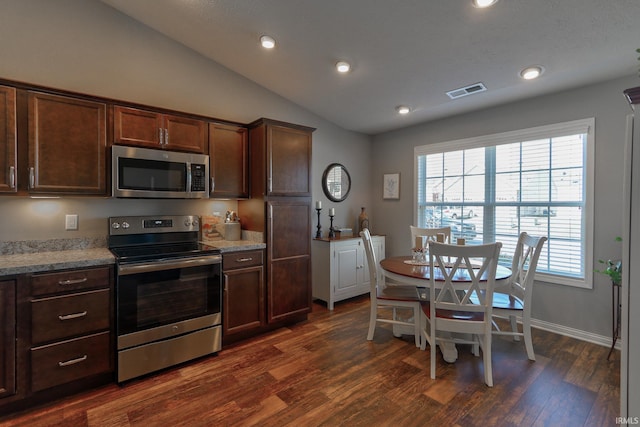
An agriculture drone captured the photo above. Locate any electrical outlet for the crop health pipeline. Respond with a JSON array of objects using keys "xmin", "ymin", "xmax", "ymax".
[{"xmin": 65, "ymin": 214, "xmax": 78, "ymax": 230}]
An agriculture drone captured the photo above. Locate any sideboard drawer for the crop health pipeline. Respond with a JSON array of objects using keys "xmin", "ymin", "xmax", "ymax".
[
  {"xmin": 31, "ymin": 266, "xmax": 110, "ymax": 297},
  {"xmin": 31, "ymin": 289, "xmax": 110, "ymax": 345},
  {"xmin": 31, "ymin": 331, "xmax": 111, "ymax": 392},
  {"xmin": 223, "ymin": 250, "xmax": 264, "ymax": 270}
]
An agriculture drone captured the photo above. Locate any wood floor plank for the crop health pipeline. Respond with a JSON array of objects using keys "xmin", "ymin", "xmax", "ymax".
[{"xmin": 0, "ymin": 296, "xmax": 620, "ymax": 427}]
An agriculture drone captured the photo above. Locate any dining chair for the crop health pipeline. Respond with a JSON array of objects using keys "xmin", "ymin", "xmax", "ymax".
[
  {"xmin": 410, "ymin": 225, "xmax": 451, "ymax": 248},
  {"xmin": 420, "ymin": 241, "xmax": 502, "ymax": 387},
  {"xmin": 360, "ymin": 228, "xmax": 422, "ymax": 348},
  {"xmin": 490, "ymin": 232, "xmax": 547, "ymax": 361}
]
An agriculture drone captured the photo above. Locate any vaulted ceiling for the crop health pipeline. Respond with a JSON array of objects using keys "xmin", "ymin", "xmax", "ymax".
[{"xmin": 100, "ymin": 0, "xmax": 640, "ymax": 135}]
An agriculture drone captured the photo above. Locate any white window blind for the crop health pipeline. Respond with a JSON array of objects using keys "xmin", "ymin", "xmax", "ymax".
[{"xmin": 414, "ymin": 118, "xmax": 595, "ymax": 288}]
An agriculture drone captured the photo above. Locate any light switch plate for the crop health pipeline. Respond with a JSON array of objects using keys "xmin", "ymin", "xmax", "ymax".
[{"xmin": 65, "ymin": 214, "xmax": 78, "ymax": 230}]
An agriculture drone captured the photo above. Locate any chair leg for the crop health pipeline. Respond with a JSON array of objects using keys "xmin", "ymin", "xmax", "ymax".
[
  {"xmin": 483, "ymin": 333, "xmax": 493, "ymax": 387},
  {"xmin": 413, "ymin": 305, "xmax": 421, "ymax": 348},
  {"xmin": 523, "ymin": 320, "xmax": 536, "ymax": 361},
  {"xmin": 510, "ymin": 315, "xmax": 521, "ymax": 341},
  {"xmin": 392, "ymin": 308, "xmax": 402, "ymax": 337},
  {"xmin": 430, "ymin": 324, "xmax": 437, "ymax": 379},
  {"xmin": 367, "ymin": 303, "xmax": 377, "ymax": 341}
]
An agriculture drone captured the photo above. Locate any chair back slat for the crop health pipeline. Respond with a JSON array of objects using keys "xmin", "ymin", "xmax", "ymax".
[
  {"xmin": 410, "ymin": 225, "xmax": 452, "ymax": 247},
  {"xmin": 429, "ymin": 242, "xmax": 502, "ymax": 315},
  {"xmin": 508, "ymin": 232, "xmax": 547, "ymax": 301}
]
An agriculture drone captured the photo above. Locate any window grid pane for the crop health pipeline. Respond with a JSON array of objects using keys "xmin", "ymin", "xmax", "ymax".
[{"xmin": 417, "ymin": 132, "xmax": 587, "ymax": 281}]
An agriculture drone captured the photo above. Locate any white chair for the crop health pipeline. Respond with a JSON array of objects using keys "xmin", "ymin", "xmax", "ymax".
[
  {"xmin": 410, "ymin": 225, "xmax": 451, "ymax": 248},
  {"xmin": 491, "ymin": 232, "xmax": 547, "ymax": 361},
  {"xmin": 360, "ymin": 228, "xmax": 422, "ymax": 348},
  {"xmin": 420, "ymin": 241, "xmax": 502, "ymax": 387}
]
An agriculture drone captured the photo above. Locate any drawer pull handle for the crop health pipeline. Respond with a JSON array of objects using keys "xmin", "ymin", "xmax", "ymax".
[
  {"xmin": 236, "ymin": 257, "xmax": 253, "ymax": 262},
  {"xmin": 58, "ymin": 311, "xmax": 87, "ymax": 321},
  {"xmin": 58, "ymin": 277, "xmax": 88, "ymax": 286},
  {"xmin": 58, "ymin": 355, "xmax": 88, "ymax": 367}
]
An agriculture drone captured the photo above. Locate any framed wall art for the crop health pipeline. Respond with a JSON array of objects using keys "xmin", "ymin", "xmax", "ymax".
[{"xmin": 383, "ymin": 173, "xmax": 400, "ymax": 199}]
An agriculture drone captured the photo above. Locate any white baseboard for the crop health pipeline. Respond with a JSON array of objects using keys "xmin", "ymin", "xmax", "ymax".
[{"xmin": 530, "ymin": 317, "xmax": 620, "ymax": 350}]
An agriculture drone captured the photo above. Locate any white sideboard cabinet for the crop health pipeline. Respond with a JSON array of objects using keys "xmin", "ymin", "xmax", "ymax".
[{"xmin": 312, "ymin": 235, "xmax": 385, "ymax": 310}]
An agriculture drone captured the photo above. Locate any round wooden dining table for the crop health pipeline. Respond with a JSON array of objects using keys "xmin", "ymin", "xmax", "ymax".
[
  {"xmin": 379, "ymin": 255, "xmax": 512, "ymax": 286},
  {"xmin": 379, "ymin": 255, "xmax": 512, "ymax": 362}
]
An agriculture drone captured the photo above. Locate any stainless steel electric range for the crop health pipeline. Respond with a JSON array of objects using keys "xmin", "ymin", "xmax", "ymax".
[{"xmin": 108, "ymin": 215, "xmax": 221, "ymax": 383}]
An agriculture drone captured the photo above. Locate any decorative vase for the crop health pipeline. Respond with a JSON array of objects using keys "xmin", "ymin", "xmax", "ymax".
[{"xmin": 358, "ymin": 207, "xmax": 370, "ymax": 233}]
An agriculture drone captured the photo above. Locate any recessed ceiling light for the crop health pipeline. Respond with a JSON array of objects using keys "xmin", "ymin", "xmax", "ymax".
[
  {"xmin": 260, "ymin": 35, "xmax": 276, "ymax": 49},
  {"xmin": 336, "ymin": 61, "xmax": 351, "ymax": 73},
  {"xmin": 520, "ymin": 66, "xmax": 544, "ymax": 80},
  {"xmin": 396, "ymin": 105, "xmax": 411, "ymax": 115},
  {"xmin": 472, "ymin": 0, "xmax": 499, "ymax": 8}
]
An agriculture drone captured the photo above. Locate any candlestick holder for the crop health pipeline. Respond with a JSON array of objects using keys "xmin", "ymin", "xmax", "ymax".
[
  {"xmin": 328, "ymin": 214, "xmax": 336, "ymax": 238},
  {"xmin": 315, "ymin": 208, "xmax": 322, "ymax": 238}
]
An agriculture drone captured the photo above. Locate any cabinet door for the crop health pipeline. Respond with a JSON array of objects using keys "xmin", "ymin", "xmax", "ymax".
[
  {"xmin": 0, "ymin": 86, "xmax": 17, "ymax": 193},
  {"xmin": 267, "ymin": 124, "xmax": 311, "ymax": 196},
  {"xmin": 164, "ymin": 114, "xmax": 207, "ymax": 153},
  {"xmin": 0, "ymin": 280, "xmax": 16, "ymax": 399},
  {"xmin": 113, "ymin": 106, "xmax": 163, "ymax": 149},
  {"xmin": 334, "ymin": 242, "xmax": 359, "ymax": 297},
  {"xmin": 267, "ymin": 200, "xmax": 312, "ymax": 322},
  {"xmin": 223, "ymin": 265, "xmax": 264, "ymax": 335},
  {"xmin": 209, "ymin": 123, "xmax": 248, "ymax": 198},
  {"xmin": 28, "ymin": 92, "xmax": 107, "ymax": 195}
]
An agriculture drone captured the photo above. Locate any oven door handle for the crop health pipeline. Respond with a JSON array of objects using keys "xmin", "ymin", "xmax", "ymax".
[{"xmin": 118, "ymin": 255, "xmax": 222, "ymax": 275}]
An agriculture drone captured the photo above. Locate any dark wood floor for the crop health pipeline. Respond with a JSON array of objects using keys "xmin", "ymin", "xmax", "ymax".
[{"xmin": 0, "ymin": 296, "xmax": 620, "ymax": 426}]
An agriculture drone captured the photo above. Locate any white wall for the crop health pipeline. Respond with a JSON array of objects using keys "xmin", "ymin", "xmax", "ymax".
[
  {"xmin": 371, "ymin": 74, "xmax": 639, "ymax": 338},
  {"xmin": 0, "ymin": 0, "xmax": 371, "ymax": 241}
]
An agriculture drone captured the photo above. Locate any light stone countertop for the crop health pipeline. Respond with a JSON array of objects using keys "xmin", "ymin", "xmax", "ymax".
[
  {"xmin": 0, "ymin": 239, "xmax": 265, "ymax": 276},
  {"xmin": 0, "ymin": 248, "xmax": 116, "ymax": 276},
  {"xmin": 208, "ymin": 240, "xmax": 266, "ymax": 253}
]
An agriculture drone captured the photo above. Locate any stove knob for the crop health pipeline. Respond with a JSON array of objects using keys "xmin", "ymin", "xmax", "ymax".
[
  {"xmin": 192, "ymin": 218, "xmax": 199, "ymax": 228},
  {"xmin": 111, "ymin": 222, "xmax": 120, "ymax": 229},
  {"xmin": 122, "ymin": 222, "xmax": 130, "ymax": 229},
  {"xmin": 184, "ymin": 219, "xmax": 191, "ymax": 227}
]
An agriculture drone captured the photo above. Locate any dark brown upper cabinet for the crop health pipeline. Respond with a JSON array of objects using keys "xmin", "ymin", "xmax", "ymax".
[
  {"xmin": 209, "ymin": 122, "xmax": 248, "ymax": 199},
  {"xmin": 113, "ymin": 106, "xmax": 207, "ymax": 154},
  {"xmin": 0, "ymin": 86, "xmax": 17, "ymax": 194},
  {"xmin": 249, "ymin": 119, "xmax": 313, "ymax": 197},
  {"xmin": 28, "ymin": 91, "xmax": 107, "ymax": 195}
]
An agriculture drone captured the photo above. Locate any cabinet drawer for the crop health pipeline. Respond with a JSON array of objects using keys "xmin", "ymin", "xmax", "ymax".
[
  {"xmin": 31, "ymin": 331, "xmax": 111, "ymax": 392},
  {"xmin": 31, "ymin": 289, "xmax": 110, "ymax": 344},
  {"xmin": 31, "ymin": 266, "xmax": 110, "ymax": 296},
  {"xmin": 223, "ymin": 250, "xmax": 263, "ymax": 270}
]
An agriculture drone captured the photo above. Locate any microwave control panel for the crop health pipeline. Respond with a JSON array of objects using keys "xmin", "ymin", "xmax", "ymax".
[{"xmin": 190, "ymin": 164, "xmax": 206, "ymax": 191}]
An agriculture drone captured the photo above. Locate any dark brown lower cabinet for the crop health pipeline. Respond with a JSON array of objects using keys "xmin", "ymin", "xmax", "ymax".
[
  {"xmin": 267, "ymin": 200, "xmax": 312, "ymax": 323},
  {"xmin": 0, "ymin": 266, "xmax": 114, "ymax": 414},
  {"xmin": 0, "ymin": 279, "xmax": 16, "ymax": 400},
  {"xmin": 222, "ymin": 250, "xmax": 265, "ymax": 340}
]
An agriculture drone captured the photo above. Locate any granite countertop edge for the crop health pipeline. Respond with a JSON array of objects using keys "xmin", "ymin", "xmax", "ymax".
[{"xmin": 0, "ymin": 241, "xmax": 266, "ymax": 276}]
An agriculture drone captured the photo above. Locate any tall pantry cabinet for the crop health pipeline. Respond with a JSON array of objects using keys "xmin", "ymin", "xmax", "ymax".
[{"xmin": 238, "ymin": 118, "xmax": 315, "ymax": 324}]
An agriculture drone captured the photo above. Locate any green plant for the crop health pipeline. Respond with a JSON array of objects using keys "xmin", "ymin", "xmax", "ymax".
[{"xmin": 595, "ymin": 236, "xmax": 622, "ymax": 285}]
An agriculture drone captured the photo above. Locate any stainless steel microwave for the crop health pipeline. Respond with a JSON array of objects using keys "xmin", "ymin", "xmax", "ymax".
[{"xmin": 112, "ymin": 145, "xmax": 209, "ymax": 198}]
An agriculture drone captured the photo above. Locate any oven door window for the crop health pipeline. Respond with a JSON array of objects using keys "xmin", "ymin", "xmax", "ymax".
[
  {"xmin": 118, "ymin": 157, "xmax": 186, "ymax": 192},
  {"xmin": 117, "ymin": 264, "xmax": 221, "ymax": 335}
]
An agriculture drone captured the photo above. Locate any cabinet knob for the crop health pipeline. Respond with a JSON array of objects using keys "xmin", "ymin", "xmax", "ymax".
[
  {"xmin": 9, "ymin": 166, "xmax": 15, "ymax": 189},
  {"xmin": 29, "ymin": 167, "xmax": 35, "ymax": 189}
]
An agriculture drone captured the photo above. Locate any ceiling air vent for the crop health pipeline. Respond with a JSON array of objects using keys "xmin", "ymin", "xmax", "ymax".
[{"xmin": 446, "ymin": 82, "xmax": 487, "ymax": 100}]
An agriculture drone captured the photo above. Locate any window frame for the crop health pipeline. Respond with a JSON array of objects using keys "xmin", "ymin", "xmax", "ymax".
[{"xmin": 413, "ymin": 118, "xmax": 595, "ymax": 288}]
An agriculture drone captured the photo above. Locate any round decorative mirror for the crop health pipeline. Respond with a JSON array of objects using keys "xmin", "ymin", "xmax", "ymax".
[{"xmin": 322, "ymin": 163, "xmax": 351, "ymax": 202}]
